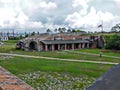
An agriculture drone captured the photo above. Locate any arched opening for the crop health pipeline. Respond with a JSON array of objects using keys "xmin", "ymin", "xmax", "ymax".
[{"xmin": 29, "ymin": 41, "xmax": 38, "ymax": 51}]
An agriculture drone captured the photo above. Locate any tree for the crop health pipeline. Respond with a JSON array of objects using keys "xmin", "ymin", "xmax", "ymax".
[
  {"xmin": 25, "ymin": 32, "xmax": 29, "ymax": 37},
  {"xmin": 111, "ymin": 24, "xmax": 120, "ymax": 32},
  {"xmin": 105, "ymin": 34, "xmax": 120, "ymax": 50},
  {"xmin": 57, "ymin": 27, "xmax": 67, "ymax": 33},
  {"xmin": 37, "ymin": 32, "xmax": 40, "ymax": 35},
  {"xmin": 54, "ymin": 28, "xmax": 58, "ymax": 33},
  {"xmin": 61, "ymin": 27, "xmax": 66, "ymax": 33},
  {"xmin": 31, "ymin": 32, "xmax": 35, "ymax": 36},
  {"xmin": 72, "ymin": 29, "xmax": 76, "ymax": 32},
  {"xmin": 46, "ymin": 29, "xmax": 51, "ymax": 33},
  {"xmin": 67, "ymin": 29, "xmax": 71, "ymax": 33},
  {"xmin": 58, "ymin": 28, "xmax": 62, "ymax": 33},
  {"xmin": 7, "ymin": 32, "xmax": 9, "ymax": 37}
]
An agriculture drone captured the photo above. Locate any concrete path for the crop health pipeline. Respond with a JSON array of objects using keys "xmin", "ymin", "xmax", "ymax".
[
  {"xmin": 64, "ymin": 50, "xmax": 120, "ymax": 59},
  {"xmin": 0, "ymin": 53, "xmax": 118, "ymax": 65}
]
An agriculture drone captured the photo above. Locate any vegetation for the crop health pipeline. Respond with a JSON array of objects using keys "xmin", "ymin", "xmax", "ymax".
[
  {"xmin": 105, "ymin": 34, "xmax": 120, "ymax": 50},
  {"xmin": 3, "ymin": 40, "xmax": 18, "ymax": 44},
  {"xmin": 75, "ymin": 49, "xmax": 120, "ymax": 57},
  {"xmin": 111, "ymin": 23, "xmax": 120, "ymax": 33},
  {"xmin": 0, "ymin": 40, "xmax": 119, "ymax": 89},
  {"xmin": 0, "ymin": 44, "xmax": 119, "ymax": 63},
  {"xmin": 0, "ymin": 56, "xmax": 113, "ymax": 89}
]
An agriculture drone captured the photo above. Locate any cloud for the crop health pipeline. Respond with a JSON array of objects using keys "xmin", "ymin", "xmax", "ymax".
[
  {"xmin": 65, "ymin": 8, "xmax": 117, "ymax": 31},
  {"xmin": 65, "ymin": 0, "xmax": 120, "ymax": 31},
  {"xmin": 0, "ymin": 0, "xmax": 120, "ymax": 32},
  {"xmin": 114, "ymin": 0, "xmax": 120, "ymax": 2},
  {"xmin": 0, "ymin": 0, "xmax": 14, "ymax": 3},
  {"xmin": 39, "ymin": 1, "xmax": 57, "ymax": 10},
  {"xmin": 0, "ymin": 8, "xmax": 16, "ymax": 25},
  {"xmin": 16, "ymin": 12, "xmax": 29, "ymax": 24}
]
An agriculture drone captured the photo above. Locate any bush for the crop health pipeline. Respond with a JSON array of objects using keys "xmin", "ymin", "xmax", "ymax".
[{"xmin": 105, "ymin": 34, "xmax": 120, "ymax": 50}]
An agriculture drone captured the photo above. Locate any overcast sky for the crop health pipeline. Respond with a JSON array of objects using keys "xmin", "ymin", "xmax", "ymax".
[{"xmin": 0, "ymin": 0, "xmax": 120, "ymax": 32}]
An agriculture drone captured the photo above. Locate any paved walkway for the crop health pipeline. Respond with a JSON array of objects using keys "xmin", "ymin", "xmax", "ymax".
[
  {"xmin": 0, "ymin": 53, "xmax": 118, "ymax": 65},
  {"xmin": 0, "ymin": 66, "xmax": 35, "ymax": 90}
]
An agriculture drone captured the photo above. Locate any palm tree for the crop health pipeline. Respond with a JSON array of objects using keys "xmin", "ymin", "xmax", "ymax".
[{"xmin": 46, "ymin": 29, "xmax": 51, "ymax": 33}]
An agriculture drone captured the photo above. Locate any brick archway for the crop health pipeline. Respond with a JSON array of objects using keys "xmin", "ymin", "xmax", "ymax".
[{"xmin": 29, "ymin": 41, "xmax": 38, "ymax": 51}]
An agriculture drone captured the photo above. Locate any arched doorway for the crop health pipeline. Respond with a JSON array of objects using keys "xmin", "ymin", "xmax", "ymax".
[{"xmin": 29, "ymin": 41, "xmax": 38, "ymax": 51}]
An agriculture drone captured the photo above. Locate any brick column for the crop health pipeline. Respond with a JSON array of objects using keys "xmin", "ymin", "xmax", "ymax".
[
  {"xmin": 65, "ymin": 44, "xmax": 67, "ymax": 50},
  {"xmin": 72, "ymin": 43, "xmax": 74, "ymax": 50},
  {"xmin": 45, "ymin": 44, "xmax": 48, "ymax": 51},
  {"xmin": 52, "ymin": 44, "xmax": 54, "ymax": 51},
  {"xmin": 87, "ymin": 43, "xmax": 89, "ymax": 48},
  {"xmin": 58, "ymin": 44, "xmax": 60, "ymax": 50},
  {"xmin": 79, "ymin": 43, "xmax": 81, "ymax": 49},
  {"xmin": 82, "ymin": 43, "xmax": 85, "ymax": 48}
]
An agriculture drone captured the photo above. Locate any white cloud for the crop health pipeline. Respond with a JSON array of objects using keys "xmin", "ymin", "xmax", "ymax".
[
  {"xmin": 114, "ymin": 0, "xmax": 120, "ymax": 7},
  {"xmin": 0, "ymin": 8, "xmax": 16, "ymax": 25},
  {"xmin": 0, "ymin": 0, "xmax": 14, "ymax": 3},
  {"xmin": 0, "ymin": 0, "xmax": 119, "ymax": 32},
  {"xmin": 65, "ymin": 6, "xmax": 116, "ymax": 29},
  {"xmin": 72, "ymin": 0, "xmax": 88, "ymax": 15},
  {"xmin": 0, "ymin": 7, "xmax": 29, "ymax": 26},
  {"xmin": 72, "ymin": 0, "xmax": 90, "ymax": 8},
  {"xmin": 114, "ymin": 0, "xmax": 120, "ymax": 2},
  {"xmin": 39, "ymin": 1, "xmax": 57, "ymax": 10},
  {"xmin": 16, "ymin": 12, "xmax": 29, "ymax": 24}
]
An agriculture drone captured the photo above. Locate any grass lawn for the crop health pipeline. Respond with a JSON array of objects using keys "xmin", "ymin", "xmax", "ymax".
[
  {"xmin": 0, "ymin": 44, "xmax": 120, "ymax": 63},
  {"xmin": 0, "ymin": 40, "xmax": 119, "ymax": 89},
  {"xmin": 0, "ymin": 56, "xmax": 114, "ymax": 89},
  {"xmin": 0, "ymin": 44, "xmax": 16, "ymax": 52},
  {"xmin": 75, "ymin": 49, "xmax": 120, "ymax": 57},
  {"xmin": 9, "ymin": 50, "xmax": 120, "ymax": 63},
  {"xmin": 0, "ymin": 40, "xmax": 119, "ymax": 60},
  {"xmin": 3, "ymin": 40, "xmax": 19, "ymax": 44}
]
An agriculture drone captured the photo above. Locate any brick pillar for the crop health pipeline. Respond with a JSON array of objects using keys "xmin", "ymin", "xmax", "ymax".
[
  {"xmin": 82, "ymin": 43, "xmax": 85, "ymax": 48},
  {"xmin": 52, "ymin": 44, "xmax": 54, "ymax": 51},
  {"xmin": 58, "ymin": 44, "xmax": 60, "ymax": 50},
  {"xmin": 45, "ymin": 44, "xmax": 48, "ymax": 51},
  {"xmin": 87, "ymin": 43, "xmax": 89, "ymax": 48},
  {"xmin": 72, "ymin": 43, "xmax": 74, "ymax": 50},
  {"xmin": 79, "ymin": 43, "xmax": 81, "ymax": 49},
  {"xmin": 65, "ymin": 44, "xmax": 67, "ymax": 50}
]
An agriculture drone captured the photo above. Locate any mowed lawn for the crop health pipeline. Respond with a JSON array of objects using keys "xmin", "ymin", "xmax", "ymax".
[
  {"xmin": 0, "ymin": 56, "xmax": 114, "ymax": 89},
  {"xmin": 75, "ymin": 49, "xmax": 120, "ymax": 57},
  {"xmin": 8, "ymin": 50, "xmax": 120, "ymax": 63},
  {"xmin": 0, "ymin": 44, "xmax": 120, "ymax": 63},
  {"xmin": 0, "ymin": 56, "xmax": 113, "ymax": 77},
  {"xmin": 0, "ymin": 41, "xmax": 119, "ymax": 89}
]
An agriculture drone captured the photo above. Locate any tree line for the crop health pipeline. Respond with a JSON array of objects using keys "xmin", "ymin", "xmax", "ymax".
[
  {"xmin": 46, "ymin": 27, "xmax": 86, "ymax": 33},
  {"xmin": 105, "ymin": 34, "xmax": 120, "ymax": 50}
]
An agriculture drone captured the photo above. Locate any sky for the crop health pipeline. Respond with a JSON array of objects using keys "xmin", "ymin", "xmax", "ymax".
[{"xmin": 0, "ymin": 0, "xmax": 120, "ymax": 33}]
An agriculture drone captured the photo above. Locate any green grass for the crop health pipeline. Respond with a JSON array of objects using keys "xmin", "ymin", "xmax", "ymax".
[
  {"xmin": 75, "ymin": 49, "xmax": 120, "ymax": 57},
  {"xmin": 0, "ymin": 56, "xmax": 114, "ymax": 89},
  {"xmin": 0, "ymin": 56, "xmax": 113, "ymax": 77},
  {"xmin": 10, "ymin": 50, "xmax": 120, "ymax": 63},
  {"xmin": 0, "ymin": 44, "xmax": 16, "ymax": 52},
  {"xmin": 2, "ymin": 40, "xmax": 19, "ymax": 45},
  {"xmin": 0, "ymin": 42, "xmax": 120, "ymax": 63},
  {"xmin": 0, "ymin": 40, "xmax": 119, "ymax": 89}
]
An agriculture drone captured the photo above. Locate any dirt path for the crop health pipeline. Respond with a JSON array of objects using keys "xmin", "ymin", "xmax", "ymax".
[{"xmin": 0, "ymin": 53, "xmax": 118, "ymax": 65}]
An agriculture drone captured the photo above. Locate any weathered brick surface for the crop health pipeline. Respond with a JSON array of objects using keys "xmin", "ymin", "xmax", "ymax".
[{"xmin": 0, "ymin": 66, "xmax": 35, "ymax": 90}]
